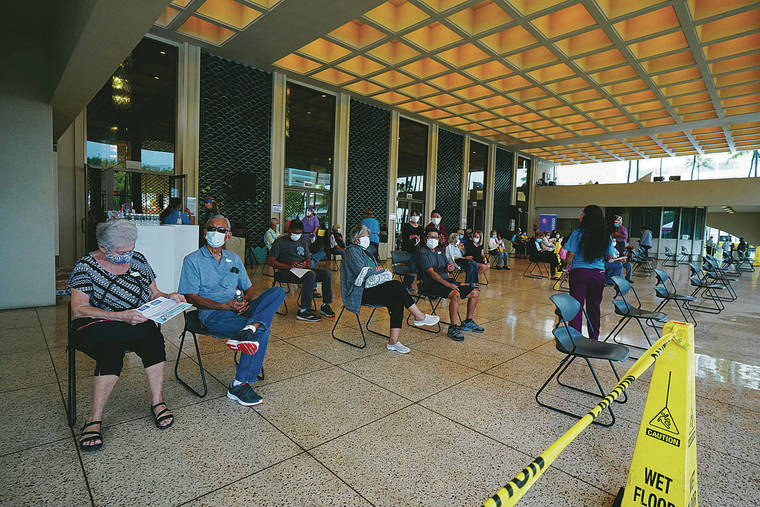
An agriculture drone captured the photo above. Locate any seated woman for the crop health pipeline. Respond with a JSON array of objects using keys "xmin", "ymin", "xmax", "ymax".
[
  {"xmin": 159, "ymin": 197, "xmax": 191, "ymax": 225},
  {"xmin": 340, "ymin": 224, "xmax": 439, "ymax": 354},
  {"xmin": 464, "ymin": 230, "xmax": 490, "ymax": 284},
  {"xmin": 68, "ymin": 219, "xmax": 186, "ymax": 452},
  {"xmin": 445, "ymin": 232, "xmax": 478, "ymax": 285},
  {"xmin": 329, "ymin": 224, "xmax": 346, "ymax": 258},
  {"xmin": 488, "ymin": 230, "xmax": 509, "ymax": 270}
]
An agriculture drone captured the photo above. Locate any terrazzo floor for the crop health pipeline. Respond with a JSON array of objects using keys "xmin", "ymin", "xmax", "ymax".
[{"xmin": 1, "ymin": 258, "xmax": 759, "ymax": 506}]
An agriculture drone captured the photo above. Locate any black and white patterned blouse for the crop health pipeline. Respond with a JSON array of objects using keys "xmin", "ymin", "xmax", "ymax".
[{"xmin": 67, "ymin": 252, "xmax": 156, "ymax": 311}]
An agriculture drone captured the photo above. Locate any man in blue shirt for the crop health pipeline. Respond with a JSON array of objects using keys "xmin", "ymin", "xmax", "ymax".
[
  {"xmin": 179, "ymin": 215, "xmax": 285, "ymax": 406},
  {"xmin": 639, "ymin": 226, "xmax": 653, "ymax": 257},
  {"xmin": 360, "ymin": 209, "xmax": 381, "ymax": 261}
]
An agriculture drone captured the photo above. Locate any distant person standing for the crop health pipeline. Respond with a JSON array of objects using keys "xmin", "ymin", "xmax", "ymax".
[
  {"xmin": 639, "ymin": 226, "xmax": 653, "ymax": 257},
  {"xmin": 360, "ymin": 209, "xmax": 381, "ymax": 261},
  {"xmin": 722, "ymin": 238, "xmax": 732, "ymax": 260},
  {"xmin": 611, "ymin": 215, "xmax": 627, "ymax": 256},
  {"xmin": 737, "ymin": 237, "xmax": 747, "ymax": 255},
  {"xmin": 199, "ymin": 196, "xmax": 219, "ymax": 226},
  {"xmin": 302, "ymin": 206, "xmax": 326, "ymax": 266},
  {"xmin": 705, "ymin": 236, "xmax": 715, "ymax": 256}
]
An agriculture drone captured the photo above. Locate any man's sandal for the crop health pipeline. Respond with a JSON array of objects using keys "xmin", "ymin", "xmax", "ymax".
[
  {"xmin": 79, "ymin": 420, "xmax": 104, "ymax": 452},
  {"xmin": 151, "ymin": 402, "xmax": 174, "ymax": 430}
]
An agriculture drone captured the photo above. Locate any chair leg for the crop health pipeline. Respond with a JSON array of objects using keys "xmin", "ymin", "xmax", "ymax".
[
  {"xmin": 331, "ymin": 307, "xmax": 367, "ymax": 349},
  {"xmin": 365, "ymin": 307, "xmax": 390, "ymax": 339},
  {"xmin": 174, "ymin": 330, "xmax": 209, "ymax": 398},
  {"xmin": 67, "ymin": 346, "xmax": 77, "ymax": 427},
  {"xmin": 275, "ymin": 281, "xmax": 288, "ymax": 316}
]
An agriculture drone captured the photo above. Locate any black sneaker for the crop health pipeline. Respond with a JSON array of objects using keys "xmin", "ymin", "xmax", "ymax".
[
  {"xmin": 320, "ymin": 304, "xmax": 335, "ymax": 318},
  {"xmin": 296, "ymin": 309, "xmax": 321, "ymax": 322},
  {"xmin": 447, "ymin": 325, "xmax": 465, "ymax": 341},
  {"xmin": 504, "ymin": 266, "xmax": 510, "ymax": 270},
  {"xmin": 227, "ymin": 382, "xmax": 263, "ymax": 406}
]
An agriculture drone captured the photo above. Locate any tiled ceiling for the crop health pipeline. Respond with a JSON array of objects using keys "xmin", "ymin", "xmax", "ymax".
[{"xmin": 156, "ymin": 0, "xmax": 760, "ymax": 165}]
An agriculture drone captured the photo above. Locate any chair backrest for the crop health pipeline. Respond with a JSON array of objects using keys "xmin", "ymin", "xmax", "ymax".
[
  {"xmin": 654, "ymin": 268, "xmax": 676, "ymax": 296},
  {"xmin": 391, "ymin": 250, "xmax": 413, "ymax": 275},
  {"xmin": 665, "ymin": 246, "xmax": 673, "ymax": 255},
  {"xmin": 549, "ymin": 294, "xmax": 581, "ymax": 351},
  {"xmin": 688, "ymin": 262, "xmax": 701, "ymax": 276},
  {"xmin": 610, "ymin": 276, "xmax": 635, "ymax": 313},
  {"xmin": 654, "ymin": 268, "xmax": 669, "ymax": 284},
  {"xmin": 527, "ymin": 239, "xmax": 540, "ymax": 261},
  {"xmin": 681, "ymin": 246, "xmax": 689, "ymax": 254}
]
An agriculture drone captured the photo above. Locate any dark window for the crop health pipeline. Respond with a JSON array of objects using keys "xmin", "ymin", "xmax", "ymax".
[
  {"xmin": 396, "ymin": 117, "xmax": 427, "ymax": 231},
  {"xmin": 284, "ymin": 83, "xmax": 335, "ymax": 227},
  {"xmin": 467, "ymin": 141, "xmax": 488, "ymax": 231}
]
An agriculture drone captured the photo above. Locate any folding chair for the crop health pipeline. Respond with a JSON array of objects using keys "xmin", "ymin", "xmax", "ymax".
[
  {"xmin": 523, "ymin": 242, "xmax": 552, "ymax": 279},
  {"xmin": 272, "ymin": 269, "xmax": 317, "ymax": 316},
  {"xmin": 536, "ymin": 294, "xmax": 630, "ymax": 427},
  {"xmin": 630, "ymin": 248, "xmax": 655, "ymax": 275},
  {"xmin": 662, "ymin": 246, "xmax": 678, "ymax": 267},
  {"xmin": 733, "ymin": 250, "xmax": 754, "ymax": 272},
  {"xmin": 604, "ymin": 276, "xmax": 667, "ymax": 353},
  {"xmin": 687, "ymin": 264, "xmax": 726, "ymax": 313},
  {"xmin": 678, "ymin": 246, "xmax": 692, "ymax": 265},
  {"xmin": 406, "ymin": 280, "xmax": 463, "ymax": 334},
  {"xmin": 174, "ymin": 309, "xmax": 265, "ymax": 397},
  {"xmin": 701, "ymin": 257, "xmax": 739, "ymax": 301},
  {"xmin": 552, "ymin": 267, "xmax": 570, "ymax": 292},
  {"xmin": 652, "ymin": 269, "xmax": 698, "ymax": 326},
  {"xmin": 391, "ymin": 250, "xmax": 416, "ymax": 286},
  {"xmin": 331, "ymin": 304, "xmax": 387, "ymax": 349}
]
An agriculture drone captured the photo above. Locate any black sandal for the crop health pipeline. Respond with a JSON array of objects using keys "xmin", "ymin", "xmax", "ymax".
[
  {"xmin": 79, "ymin": 420, "xmax": 103, "ymax": 452},
  {"xmin": 151, "ymin": 402, "xmax": 174, "ymax": 430}
]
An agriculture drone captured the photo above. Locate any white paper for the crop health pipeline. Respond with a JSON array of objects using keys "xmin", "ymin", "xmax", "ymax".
[
  {"xmin": 137, "ymin": 297, "xmax": 192, "ymax": 324},
  {"xmin": 271, "ymin": 203, "xmax": 282, "ymax": 213},
  {"xmin": 289, "ymin": 268, "xmax": 309, "ymax": 278}
]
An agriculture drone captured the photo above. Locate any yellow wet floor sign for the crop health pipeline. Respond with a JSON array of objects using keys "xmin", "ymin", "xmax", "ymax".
[{"xmin": 616, "ymin": 321, "xmax": 697, "ymax": 507}]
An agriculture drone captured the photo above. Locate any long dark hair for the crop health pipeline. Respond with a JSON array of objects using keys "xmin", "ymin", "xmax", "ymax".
[
  {"xmin": 579, "ymin": 205, "xmax": 610, "ymax": 260},
  {"xmin": 159, "ymin": 197, "xmax": 182, "ymax": 223}
]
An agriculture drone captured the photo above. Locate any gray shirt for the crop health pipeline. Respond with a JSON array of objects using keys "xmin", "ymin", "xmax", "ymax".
[
  {"xmin": 418, "ymin": 247, "xmax": 449, "ymax": 288},
  {"xmin": 640, "ymin": 229, "xmax": 653, "ymax": 247},
  {"xmin": 269, "ymin": 235, "xmax": 311, "ymax": 264}
]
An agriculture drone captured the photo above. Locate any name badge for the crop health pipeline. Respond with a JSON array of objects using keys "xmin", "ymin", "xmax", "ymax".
[
  {"xmin": 225, "ymin": 258, "xmax": 232, "ymax": 263},
  {"xmin": 129, "ymin": 271, "xmax": 141, "ymax": 277}
]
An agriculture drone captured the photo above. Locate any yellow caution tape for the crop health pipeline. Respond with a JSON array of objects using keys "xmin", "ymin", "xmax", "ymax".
[{"xmin": 482, "ymin": 330, "xmax": 677, "ymax": 507}]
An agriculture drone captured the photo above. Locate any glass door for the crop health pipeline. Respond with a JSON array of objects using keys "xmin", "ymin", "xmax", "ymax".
[{"xmin": 467, "ymin": 141, "xmax": 488, "ymax": 231}]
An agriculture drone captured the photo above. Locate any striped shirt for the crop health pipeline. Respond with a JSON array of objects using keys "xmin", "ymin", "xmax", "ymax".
[{"xmin": 67, "ymin": 252, "xmax": 156, "ymax": 311}]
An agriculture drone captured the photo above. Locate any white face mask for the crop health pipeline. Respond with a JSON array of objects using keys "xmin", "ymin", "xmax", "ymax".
[
  {"xmin": 290, "ymin": 233, "xmax": 302, "ymax": 241},
  {"xmin": 473, "ymin": 237, "xmax": 480, "ymax": 244},
  {"xmin": 431, "ymin": 217, "xmax": 441, "ymax": 225},
  {"xmin": 410, "ymin": 215, "xmax": 419, "ymax": 223},
  {"xmin": 427, "ymin": 238, "xmax": 439, "ymax": 249},
  {"xmin": 358, "ymin": 236, "xmax": 370, "ymax": 249},
  {"xmin": 205, "ymin": 231, "xmax": 225, "ymax": 248}
]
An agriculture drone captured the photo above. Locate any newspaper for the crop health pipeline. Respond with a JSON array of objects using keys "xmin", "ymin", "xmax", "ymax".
[{"xmin": 137, "ymin": 297, "xmax": 192, "ymax": 324}]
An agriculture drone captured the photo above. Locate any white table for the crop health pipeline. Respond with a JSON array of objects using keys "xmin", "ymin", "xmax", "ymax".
[{"xmin": 135, "ymin": 225, "xmax": 199, "ymax": 293}]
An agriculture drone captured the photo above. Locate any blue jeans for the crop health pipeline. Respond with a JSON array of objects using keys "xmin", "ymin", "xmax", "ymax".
[
  {"xmin": 456, "ymin": 259, "xmax": 479, "ymax": 284},
  {"xmin": 604, "ymin": 261, "xmax": 632, "ymax": 284},
  {"xmin": 310, "ymin": 250, "xmax": 327, "ymax": 267},
  {"xmin": 491, "ymin": 250, "xmax": 508, "ymax": 266},
  {"xmin": 200, "ymin": 287, "xmax": 286, "ymax": 383}
]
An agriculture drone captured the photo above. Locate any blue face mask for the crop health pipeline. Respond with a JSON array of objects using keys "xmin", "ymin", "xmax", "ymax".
[{"xmin": 105, "ymin": 248, "xmax": 134, "ymax": 264}]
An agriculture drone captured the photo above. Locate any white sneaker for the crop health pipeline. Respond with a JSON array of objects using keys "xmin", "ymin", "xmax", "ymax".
[
  {"xmin": 386, "ymin": 341, "xmax": 410, "ymax": 354},
  {"xmin": 413, "ymin": 314, "xmax": 440, "ymax": 327}
]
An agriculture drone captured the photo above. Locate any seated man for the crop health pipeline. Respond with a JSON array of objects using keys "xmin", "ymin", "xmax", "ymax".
[
  {"xmin": 531, "ymin": 231, "xmax": 560, "ymax": 278},
  {"xmin": 604, "ymin": 254, "xmax": 633, "ymax": 285},
  {"xmin": 179, "ymin": 214, "xmax": 286, "ymax": 407},
  {"xmin": 329, "ymin": 224, "xmax": 346, "ymax": 258},
  {"xmin": 418, "ymin": 229, "xmax": 484, "ymax": 341},
  {"xmin": 264, "ymin": 217, "xmax": 279, "ymax": 251},
  {"xmin": 267, "ymin": 218, "xmax": 335, "ymax": 322}
]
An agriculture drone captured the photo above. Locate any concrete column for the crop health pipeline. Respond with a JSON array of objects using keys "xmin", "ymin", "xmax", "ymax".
[
  {"xmin": 176, "ymin": 43, "xmax": 201, "ymax": 216},
  {"xmin": 526, "ymin": 154, "xmax": 538, "ymax": 232},
  {"xmin": 270, "ymin": 72, "xmax": 286, "ymax": 223},
  {"xmin": 332, "ymin": 93, "xmax": 350, "ymax": 230},
  {"xmin": 484, "ymin": 143, "xmax": 496, "ymax": 235},
  {"xmin": 425, "ymin": 124, "xmax": 438, "ymax": 221},
  {"xmin": 387, "ymin": 110, "xmax": 400, "ymax": 251}
]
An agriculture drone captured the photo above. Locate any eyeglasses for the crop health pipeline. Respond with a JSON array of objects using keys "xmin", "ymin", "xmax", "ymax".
[{"xmin": 206, "ymin": 226, "xmax": 228, "ymax": 233}]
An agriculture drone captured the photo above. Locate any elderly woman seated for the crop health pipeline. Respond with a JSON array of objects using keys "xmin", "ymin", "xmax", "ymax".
[
  {"xmin": 68, "ymin": 219, "xmax": 186, "ymax": 452},
  {"xmin": 340, "ymin": 224, "xmax": 439, "ymax": 353}
]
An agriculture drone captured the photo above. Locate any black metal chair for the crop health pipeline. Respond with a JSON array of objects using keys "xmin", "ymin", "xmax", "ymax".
[
  {"xmin": 678, "ymin": 245, "xmax": 692, "ymax": 265},
  {"xmin": 272, "ymin": 269, "xmax": 317, "ymax": 316},
  {"xmin": 662, "ymin": 246, "xmax": 678, "ymax": 267},
  {"xmin": 536, "ymin": 294, "xmax": 630, "ymax": 427},
  {"xmin": 687, "ymin": 264, "xmax": 726, "ymax": 313},
  {"xmin": 552, "ymin": 266, "xmax": 570, "ymax": 292},
  {"xmin": 701, "ymin": 257, "xmax": 738, "ymax": 301},
  {"xmin": 733, "ymin": 250, "xmax": 755, "ymax": 272},
  {"xmin": 604, "ymin": 276, "xmax": 667, "ymax": 353},
  {"xmin": 523, "ymin": 242, "xmax": 551, "ymax": 279},
  {"xmin": 331, "ymin": 304, "xmax": 388, "ymax": 349},
  {"xmin": 406, "ymin": 278, "xmax": 463, "ymax": 334},
  {"xmin": 391, "ymin": 250, "xmax": 416, "ymax": 286},
  {"xmin": 630, "ymin": 248, "xmax": 655, "ymax": 275},
  {"xmin": 652, "ymin": 269, "xmax": 698, "ymax": 326},
  {"xmin": 174, "ymin": 309, "xmax": 264, "ymax": 397}
]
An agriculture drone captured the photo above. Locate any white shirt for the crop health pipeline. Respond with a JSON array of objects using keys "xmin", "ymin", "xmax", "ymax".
[
  {"xmin": 445, "ymin": 243, "xmax": 463, "ymax": 265},
  {"xmin": 488, "ymin": 237, "xmax": 500, "ymax": 250}
]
